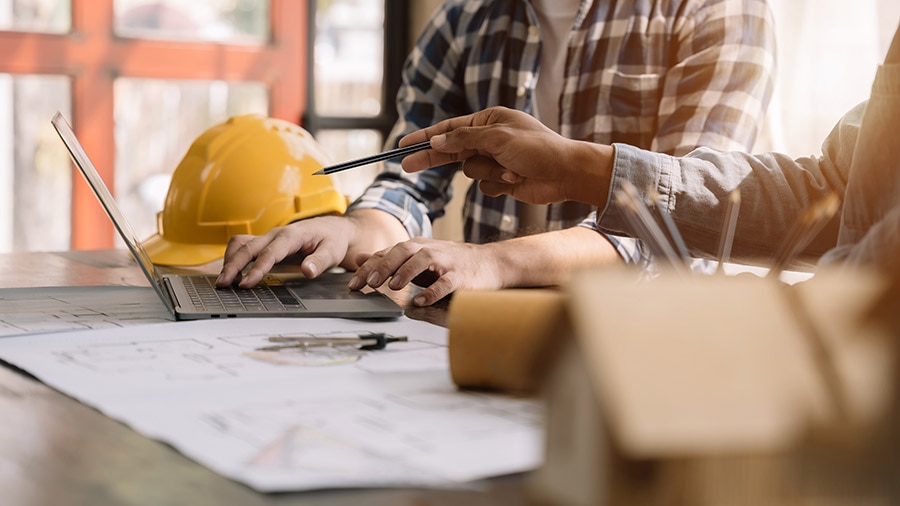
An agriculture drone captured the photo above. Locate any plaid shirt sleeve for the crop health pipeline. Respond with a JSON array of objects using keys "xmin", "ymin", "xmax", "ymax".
[
  {"xmin": 347, "ymin": 1, "xmax": 469, "ymax": 238},
  {"xmin": 578, "ymin": 210, "xmax": 652, "ymax": 268}
]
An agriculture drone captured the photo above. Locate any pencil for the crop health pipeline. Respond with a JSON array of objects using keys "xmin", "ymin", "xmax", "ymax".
[
  {"xmin": 715, "ymin": 188, "xmax": 741, "ymax": 274},
  {"xmin": 767, "ymin": 193, "xmax": 840, "ymax": 279},
  {"xmin": 313, "ymin": 141, "xmax": 433, "ymax": 175},
  {"xmin": 618, "ymin": 182, "xmax": 688, "ymax": 275}
]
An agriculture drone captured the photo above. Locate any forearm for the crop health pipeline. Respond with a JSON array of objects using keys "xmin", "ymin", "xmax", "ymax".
[{"xmin": 487, "ymin": 226, "xmax": 623, "ymax": 288}]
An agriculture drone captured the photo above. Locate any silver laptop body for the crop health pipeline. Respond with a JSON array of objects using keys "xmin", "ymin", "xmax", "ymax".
[{"xmin": 51, "ymin": 112, "xmax": 404, "ymax": 321}]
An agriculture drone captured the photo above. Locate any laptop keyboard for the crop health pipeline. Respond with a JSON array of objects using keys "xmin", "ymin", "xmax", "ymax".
[{"xmin": 184, "ymin": 276, "xmax": 305, "ymax": 312}]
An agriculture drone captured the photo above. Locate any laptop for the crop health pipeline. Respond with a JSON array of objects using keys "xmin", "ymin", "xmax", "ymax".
[{"xmin": 51, "ymin": 112, "xmax": 404, "ymax": 321}]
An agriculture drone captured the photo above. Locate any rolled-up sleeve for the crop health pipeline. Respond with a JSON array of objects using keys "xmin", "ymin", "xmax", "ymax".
[{"xmin": 347, "ymin": 1, "xmax": 467, "ymax": 238}]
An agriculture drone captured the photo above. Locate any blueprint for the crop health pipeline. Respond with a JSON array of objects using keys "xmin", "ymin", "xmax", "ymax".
[
  {"xmin": 0, "ymin": 286, "xmax": 172, "ymax": 337},
  {"xmin": 0, "ymin": 316, "xmax": 543, "ymax": 491}
]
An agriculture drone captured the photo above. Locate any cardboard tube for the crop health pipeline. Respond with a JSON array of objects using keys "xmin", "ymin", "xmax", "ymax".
[{"xmin": 446, "ymin": 289, "xmax": 569, "ymax": 395}]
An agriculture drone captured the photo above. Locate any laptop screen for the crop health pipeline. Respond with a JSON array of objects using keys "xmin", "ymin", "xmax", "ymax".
[{"xmin": 51, "ymin": 112, "xmax": 176, "ymax": 315}]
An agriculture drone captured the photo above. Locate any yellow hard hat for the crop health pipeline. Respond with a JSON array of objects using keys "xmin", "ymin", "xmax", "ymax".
[{"xmin": 142, "ymin": 114, "xmax": 348, "ymax": 266}]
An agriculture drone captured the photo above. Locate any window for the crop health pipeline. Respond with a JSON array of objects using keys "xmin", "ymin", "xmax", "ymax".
[
  {"xmin": 1, "ymin": 0, "xmax": 407, "ymax": 253},
  {"xmin": 303, "ymin": 0, "xmax": 408, "ymax": 200},
  {"xmin": 0, "ymin": 73, "xmax": 71, "ymax": 252},
  {"xmin": 0, "ymin": 0, "xmax": 73, "ymax": 252}
]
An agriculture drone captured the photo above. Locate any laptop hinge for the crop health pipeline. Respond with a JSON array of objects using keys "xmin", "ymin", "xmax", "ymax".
[{"xmin": 160, "ymin": 277, "xmax": 180, "ymax": 313}]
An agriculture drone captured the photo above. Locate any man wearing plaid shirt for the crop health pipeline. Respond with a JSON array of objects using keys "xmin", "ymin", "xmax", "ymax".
[{"xmin": 217, "ymin": 0, "xmax": 776, "ymax": 306}]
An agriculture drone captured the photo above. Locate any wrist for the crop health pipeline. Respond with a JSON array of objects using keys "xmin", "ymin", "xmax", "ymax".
[
  {"xmin": 482, "ymin": 241, "xmax": 519, "ymax": 288},
  {"xmin": 566, "ymin": 141, "xmax": 614, "ymax": 208},
  {"xmin": 344, "ymin": 208, "xmax": 411, "ymax": 261}
]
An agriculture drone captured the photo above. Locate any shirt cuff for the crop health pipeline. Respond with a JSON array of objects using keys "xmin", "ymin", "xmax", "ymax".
[{"xmin": 599, "ymin": 143, "xmax": 675, "ymax": 235}]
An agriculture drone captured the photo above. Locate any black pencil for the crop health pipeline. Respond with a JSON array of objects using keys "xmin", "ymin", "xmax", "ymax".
[{"xmin": 313, "ymin": 141, "xmax": 433, "ymax": 175}]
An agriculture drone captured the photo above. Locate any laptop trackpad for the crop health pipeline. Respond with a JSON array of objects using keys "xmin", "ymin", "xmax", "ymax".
[
  {"xmin": 282, "ymin": 274, "xmax": 403, "ymax": 317},
  {"xmin": 281, "ymin": 272, "xmax": 358, "ymax": 299}
]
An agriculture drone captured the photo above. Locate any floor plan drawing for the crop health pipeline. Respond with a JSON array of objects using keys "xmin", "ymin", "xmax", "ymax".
[{"xmin": 0, "ymin": 316, "xmax": 544, "ymax": 491}]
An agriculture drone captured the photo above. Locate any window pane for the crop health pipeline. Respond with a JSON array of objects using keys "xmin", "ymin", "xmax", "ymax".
[
  {"xmin": 314, "ymin": 129, "xmax": 382, "ymax": 200},
  {"xmin": 114, "ymin": 78, "xmax": 268, "ymax": 243},
  {"xmin": 0, "ymin": 0, "xmax": 70, "ymax": 33},
  {"xmin": 0, "ymin": 73, "xmax": 71, "ymax": 253},
  {"xmin": 113, "ymin": 0, "xmax": 268, "ymax": 44},
  {"xmin": 314, "ymin": 0, "xmax": 384, "ymax": 117}
]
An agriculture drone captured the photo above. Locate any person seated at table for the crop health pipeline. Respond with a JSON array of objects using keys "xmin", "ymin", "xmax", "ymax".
[
  {"xmin": 380, "ymin": 24, "xmax": 900, "ymax": 278},
  {"xmin": 216, "ymin": 0, "xmax": 777, "ymax": 306}
]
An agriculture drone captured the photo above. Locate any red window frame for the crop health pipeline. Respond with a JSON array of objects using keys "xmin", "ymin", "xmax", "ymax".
[{"xmin": 0, "ymin": 0, "xmax": 306, "ymax": 249}]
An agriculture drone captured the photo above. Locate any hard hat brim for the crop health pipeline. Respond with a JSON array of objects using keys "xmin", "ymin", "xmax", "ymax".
[{"xmin": 142, "ymin": 233, "xmax": 227, "ymax": 267}]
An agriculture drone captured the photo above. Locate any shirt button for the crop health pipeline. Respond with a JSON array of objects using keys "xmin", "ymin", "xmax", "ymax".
[
  {"xmin": 528, "ymin": 26, "xmax": 539, "ymax": 38},
  {"xmin": 516, "ymin": 86, "xmax": 526, "ymax": 97},
  {"xmin": 502, "ymin": 216, "xmax": 513, "ymax": 224}
]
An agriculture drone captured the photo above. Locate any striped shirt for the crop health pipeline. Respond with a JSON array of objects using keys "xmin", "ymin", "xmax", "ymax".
[{"xmin": 348, "ymin": 0, "xmax": 776, "ymax": 265}]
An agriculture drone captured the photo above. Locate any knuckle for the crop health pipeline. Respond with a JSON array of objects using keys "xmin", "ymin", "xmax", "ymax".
[
  {"xmin": 427, "ymin": 277, "xmax": 456, "ymax": 301},
  {"xmin": 419, "ymin": 249, "xmax": 441, "ymax": 263},
  {"xmin": 397, "ymin": 241, "xmax": 423, "ymax": 253}
]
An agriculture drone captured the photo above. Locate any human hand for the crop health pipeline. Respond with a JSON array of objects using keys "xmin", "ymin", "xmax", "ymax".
[
  {"xmin": 216, "ymin": 215, "xmax": 355, "ymax": 288},
  {"xmin": 399, "ymin": 106, "xmax": 614, "ymax": 208},
  {"xmin": 347, "ymin": 238, "xmax": 506, "ymax": 306}
]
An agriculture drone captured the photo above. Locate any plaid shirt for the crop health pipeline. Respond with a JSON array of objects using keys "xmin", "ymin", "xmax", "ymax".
[{"xmin": 348, "ymin": 0, "xmax": 776, "ymax": 265}]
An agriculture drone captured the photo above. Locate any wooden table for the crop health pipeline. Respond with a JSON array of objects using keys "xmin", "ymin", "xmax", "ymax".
[{"xmin": 0, "ymin": 249, "xmax": 527, "ymax": 506}]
